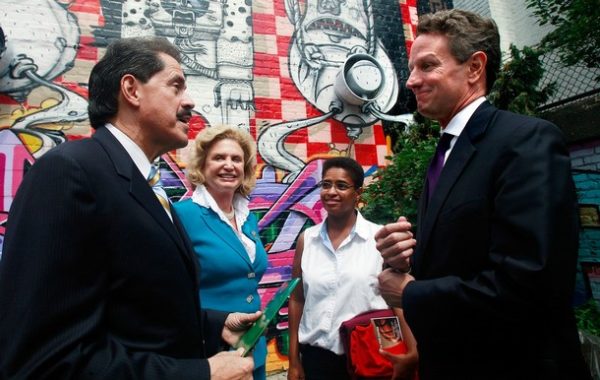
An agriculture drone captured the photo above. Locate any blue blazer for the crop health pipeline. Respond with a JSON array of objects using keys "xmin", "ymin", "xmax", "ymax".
[{"xmin": 174, "ymin": 199, "xmax": 268, "ymax": 369}]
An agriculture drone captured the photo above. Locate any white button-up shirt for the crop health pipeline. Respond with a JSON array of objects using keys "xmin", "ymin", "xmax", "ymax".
[
  {"xmin": 442, "ymin": 96, "xmax": 487, "ymax": 163},
  {"xmin": 298, "ymin": 211, "xmax": 388, "ymax": 354},
  {"xmin": 191, "ymin": 185, "xmax": 256, "ymax": 263}
]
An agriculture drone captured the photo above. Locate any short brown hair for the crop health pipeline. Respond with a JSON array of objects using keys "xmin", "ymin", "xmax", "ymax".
[
  {"xmin": 417, "ymin": 9, "xmax": 501, "ymax": 93},
  {"xmin": 186, "ymin": 126, "xmax": 257, "ymax": 197}
]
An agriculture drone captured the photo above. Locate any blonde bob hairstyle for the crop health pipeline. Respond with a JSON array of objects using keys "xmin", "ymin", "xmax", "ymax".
[{"xmin": 186, "ymin": 125, "xmax": 257, "ymax": 197}]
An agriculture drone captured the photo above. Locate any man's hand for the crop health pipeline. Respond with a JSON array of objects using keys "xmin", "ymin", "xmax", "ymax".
[
  {"xmin": 378, "ymin": 268, "xmax": 415, "ymax": 308},
  {"xmin": 208, "ymin": 349, "xmax": 254, "ymax": 380},
  {"xmin": 222, "ymin": 311, "xmax": 262, "ymax": 346},
  {"xmin": 375, "ymin": 216, "xmax": 416, "ymax": 271}
]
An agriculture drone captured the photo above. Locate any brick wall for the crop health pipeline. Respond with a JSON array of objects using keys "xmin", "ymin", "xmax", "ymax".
[
  {"xmin": 571, "ymin": 140, "xmax": 600, "ymax": 172},
  {"xmin": 571, "ymin": 143, "xmax": 600, "ymax": 304},
  {"xmin": 572, "ymin": 169, "xmax": 600, "ymax": 304}
]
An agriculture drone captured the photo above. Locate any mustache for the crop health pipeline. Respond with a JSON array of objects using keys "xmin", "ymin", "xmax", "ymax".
[{"xmin": 177, "ymin": 109, "xmax": 193, "ymax": 119}]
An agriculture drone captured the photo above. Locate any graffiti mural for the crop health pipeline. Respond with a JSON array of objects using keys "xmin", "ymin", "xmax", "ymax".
[
  {"xmin": 0, "ymin": 0, "xmax": 421, "ymax": 373},
  {"xmin": 257, "ymin": 0, "xmax": 400, "ymax": 183},
  {"xmin": 95, "ymin": 0, "xmax": 255, "ymax": 130}
]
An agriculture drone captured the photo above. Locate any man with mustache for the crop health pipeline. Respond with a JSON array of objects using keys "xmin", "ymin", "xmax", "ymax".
[{"xmin": 0, "ymin": 37, "xmax": 257, "ymax": 380}]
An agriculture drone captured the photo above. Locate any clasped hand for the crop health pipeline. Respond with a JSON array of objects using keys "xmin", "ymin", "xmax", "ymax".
[
  {"xmin": 222, "ymin": 311, "xmax": 262, "ymax": 346},
  {"xmin": 378, "ymin": 269, "xmax": 415, "ymax": 308},
  {"xmin": 208, "ymin": 311, "xmax": 262, "ymax": 380},
  {"xmin": 375, "ymin": 216, "xmax": 417, "ymax": 308},
  {"xmin": 375, "ymin": 216, "xmax": 416, "ymax": 272}
]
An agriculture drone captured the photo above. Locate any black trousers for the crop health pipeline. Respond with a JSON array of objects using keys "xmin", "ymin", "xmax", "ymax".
[{"xmin": 300, "ymin": 344, "xmax": 351, "ymax": 380}]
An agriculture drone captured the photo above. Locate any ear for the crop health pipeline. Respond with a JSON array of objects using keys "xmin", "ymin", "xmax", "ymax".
[
  {"xmin": 355, "ymin": 187, "xmax": 363, "ymax": 203},
  {"xmin": 120, "ymin": 74, "xmax": 141, "ymax": 107},
  {"xmin": 467, "ymin": 51, "xmax": 487, "ymax": 85}
]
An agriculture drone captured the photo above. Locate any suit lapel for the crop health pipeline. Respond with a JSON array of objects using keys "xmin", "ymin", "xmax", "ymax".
[
  {"xmin": 415, "ymin": 102, "xmax": 497, "ymax": 271},
  {"xmin": 199, "ymin": 207, "xmax": 253, "ymax": 267},
  {"xmin": 93, "ymin": 128, "xmax": 196, "ymax": 272}
]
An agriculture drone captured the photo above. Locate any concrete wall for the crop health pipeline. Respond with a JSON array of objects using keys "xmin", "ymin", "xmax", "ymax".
[{"xmin": 0, "ymin": 0, "xmax": 423, "ymax": 373}]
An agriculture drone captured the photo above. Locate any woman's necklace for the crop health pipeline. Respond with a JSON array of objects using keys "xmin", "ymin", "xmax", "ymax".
[{"xmin": 223, "ymin": 208, "xmax": 235, "ymax": 220}]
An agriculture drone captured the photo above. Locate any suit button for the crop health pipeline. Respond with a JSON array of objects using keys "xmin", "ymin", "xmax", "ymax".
[
  {"xmin": 246, "ymin": 295, "xmax": 254, "ymax": 303},
  {"xmin": 248, "ymin": 272, "xmax": 256, "ymax": 279}
]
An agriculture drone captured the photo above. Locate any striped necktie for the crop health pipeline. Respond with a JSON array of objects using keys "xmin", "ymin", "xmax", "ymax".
[{"xmin": 147, "ymin": 164, "xmax": 172, "ymax": 219}]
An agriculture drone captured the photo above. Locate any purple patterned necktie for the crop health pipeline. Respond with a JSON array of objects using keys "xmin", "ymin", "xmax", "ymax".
[{"xmin": 426, "ymin": 132, "xmax": 454, "ymax": 201}]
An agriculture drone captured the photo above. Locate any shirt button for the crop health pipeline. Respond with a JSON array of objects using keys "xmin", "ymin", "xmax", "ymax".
[
  {"xmin": 246, "ymin": 295, "xmax": 254, "ymax": 303},
  {"xmin": 248, "ymin": 272, "xmax": 256, "ymax": 279}
]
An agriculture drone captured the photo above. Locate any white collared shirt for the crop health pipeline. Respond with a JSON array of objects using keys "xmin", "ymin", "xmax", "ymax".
[
  {"xmin": 105, "ymin": 124, "xmax": 172, "ymax": 221},
  {"xmin": 442, "ymin": 96, "xmax": 487, "ymax": 163},
  {"xmin": 191, "ymin": 185, "xmax": 256, "ymax": 263},
  {"xmin": 298, "ymin": 211, "xmax": 388, "ymax": 354},
  {"xmin": 105, "ymin": 123, "xmax": 153, "ymax": 179}
]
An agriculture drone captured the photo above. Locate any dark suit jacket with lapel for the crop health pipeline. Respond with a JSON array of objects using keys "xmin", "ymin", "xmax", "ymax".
[
  {"xmin": 0, "ymin": 127, "xmax": 227, "ymax": 379},
  {"xmin": 403, "ymin": 102, "xmax": 590, "ymax": 379}
]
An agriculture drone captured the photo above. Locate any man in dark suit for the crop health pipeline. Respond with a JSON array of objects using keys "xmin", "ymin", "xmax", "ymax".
[
  {"xmin": 0, "ymin": 37, "xmax": 258, "ymax": 379},
  {"xmin": 375, "ymin": 9, "xmax": 591, "ymax": 380}
]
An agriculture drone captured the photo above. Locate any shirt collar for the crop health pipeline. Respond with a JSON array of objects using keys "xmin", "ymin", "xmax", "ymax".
[
  {"xmin": 443, "ymin": 96, "xmax": 486, "ymax": 138},
  {"xmin": 317, "ymin": 210, "xmax": 370, "ymax": 242},
  {"xmin": 191, "ymin": 184, "xmax": 250, "ymax": 222},
  {"xmin": 105, "ymin": 123, "xmax": 154, "ymax": 179}
]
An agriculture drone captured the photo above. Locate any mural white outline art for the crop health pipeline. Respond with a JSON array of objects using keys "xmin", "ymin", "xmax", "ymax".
[
  {"xmin": 258, "ymin": 0, "xmax": 399, "ymax": 182},
  {"xmin": 0, "ymin": 0, "xmax": 88, "ymax": 132},
  {"xmin": 113, "ymin": 0, "xmax": 255, "ymax": 130}
]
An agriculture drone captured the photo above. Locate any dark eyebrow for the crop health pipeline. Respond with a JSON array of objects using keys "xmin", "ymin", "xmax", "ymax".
[{"xmin": 169, "ymin": 73, "xmax": 187, "ymax": 86}]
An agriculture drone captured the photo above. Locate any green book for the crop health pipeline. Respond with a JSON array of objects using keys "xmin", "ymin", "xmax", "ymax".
[{"xmin": 234, "ymin": 278, "xmax": 300, "ymax": 356}]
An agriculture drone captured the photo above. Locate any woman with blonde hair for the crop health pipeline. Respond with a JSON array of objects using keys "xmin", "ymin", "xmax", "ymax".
[{"xmin": 174, "ymin": 125, "xmax": 268, "ymax": 379}]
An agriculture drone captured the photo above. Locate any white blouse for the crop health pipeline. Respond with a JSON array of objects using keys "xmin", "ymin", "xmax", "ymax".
[
  {"xmin": 191, "ymin": 185, "xmax": 256, "ymax": 263},
  {"xmin": 298, "ymin": 211, "xmax": 388, "ymax": 354}
]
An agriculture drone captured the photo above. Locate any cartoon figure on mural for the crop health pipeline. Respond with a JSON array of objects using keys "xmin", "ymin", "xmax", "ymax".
[
  {"xmin": 99, "ymin": 0, "xmax": 255, "ymax": 130},
  {"xmin": 0, "ymin": 1, "xmax": 90, "ymax": 247},
  {"xmin": 257, "ymin": 0, "xmax": 405, "ymax": 183},
  {"xmin": 0, "ymin": 1, "xmax": 88, "ymax": 136}
]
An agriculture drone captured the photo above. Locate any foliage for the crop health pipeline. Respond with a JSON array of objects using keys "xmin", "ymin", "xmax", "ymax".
[
  {"xmin": 575, "ymin": 299, "xmax": 600, "ymax": 336},
  {"xmin": 525, "ymin": 0, "xmax": 600, "ymax": 80},
  {"xmin": 360, "ymin": 115, "xmax": 439, "ymax": 226},
  {"xmin": 488, "ymin": 44, "xmax": 555, "ymax": 116}
]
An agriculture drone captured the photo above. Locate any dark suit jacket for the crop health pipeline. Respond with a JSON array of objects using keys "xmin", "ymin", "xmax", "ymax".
[
  {"xmin": 403, "ymin": 102, "xmax": 590, "ymax": 379},
  {"xmin": 0, "ymin": 127, "xmax": 227, "ymax": 379}
]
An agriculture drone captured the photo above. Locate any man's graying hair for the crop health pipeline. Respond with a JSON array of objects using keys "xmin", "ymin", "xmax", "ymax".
[
  {"xmin": 88, "ymin": 37, "xmax": 181, "ymax": 129},
  {"xmin": 417, "ymin": 9, "xmax": 501, "ymax": 93}
]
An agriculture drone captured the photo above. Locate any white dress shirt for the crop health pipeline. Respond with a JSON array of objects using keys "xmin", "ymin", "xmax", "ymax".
[
  {"xmin": 442, "ymin": 96, "xmax": 487, "ymax": 163},
  {"xmin": 298, "ymin": 211, "xmax": 388, "ymax": 354},
  {"xmin": 105, "ymin": 124, "xmax": 172, "ymax": 221},
  {"xmin": 105, "ymin": 123, "xmax": 153, "ymax": 179},
  {"xmin": 191, "ymin": 185, "xmax": 256, "ymax": 263}
]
